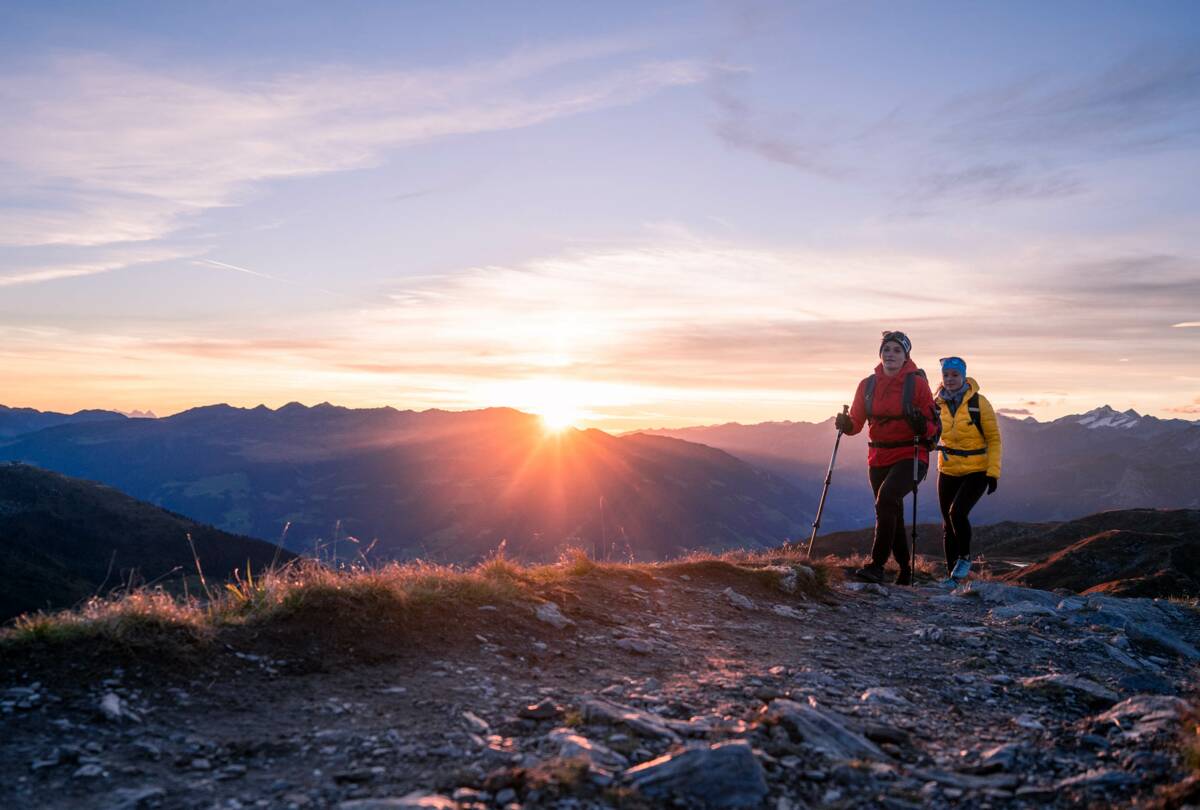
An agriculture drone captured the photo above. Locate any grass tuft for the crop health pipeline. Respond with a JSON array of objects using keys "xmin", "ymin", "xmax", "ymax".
[{"xmin": 1, "ymin": 548, "xmax": 833, "ymax": 657}]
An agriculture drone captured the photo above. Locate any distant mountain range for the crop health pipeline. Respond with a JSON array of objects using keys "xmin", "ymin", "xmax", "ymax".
[
  {"xmin": 0, "ymin": 404, "xmax": 126, "ymax": 439},
  {"xmin": 0, "ymin": 403, "xmax": 813, "ymax": 562},
  {"xmin": 0, "ymin": 463, "xmax": 292, "ymax": 620},
  {"xmin": 638, "ymin": 405, "xmax": 1200, "ymax": 529}
]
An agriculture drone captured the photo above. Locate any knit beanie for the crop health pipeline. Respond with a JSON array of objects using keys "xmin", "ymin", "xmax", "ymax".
[
  {"xmin": 880, "ymin": 330, "xmax": 911, "ymax": 358},
  {"xmin": 940, "ymin": 356, "xmax": 967, "ymax": 375}
]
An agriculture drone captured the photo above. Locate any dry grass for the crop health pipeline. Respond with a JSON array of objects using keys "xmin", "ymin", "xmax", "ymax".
[{"xmin": 1, "ymin": 547, "xmax": 833, "ymax": 653}]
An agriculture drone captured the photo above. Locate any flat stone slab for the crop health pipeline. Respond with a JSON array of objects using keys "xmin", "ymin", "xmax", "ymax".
[
  {"xmin": 624, "ymin": 740, "xmax": 768, "ymax": 809},
  {"xmin": 1020, "ymin": 674, "xmax": 1118, "ymax": 707},
  {"xmin": 762, "ymin": 698, "xmax": 887, "ymax": 761}
]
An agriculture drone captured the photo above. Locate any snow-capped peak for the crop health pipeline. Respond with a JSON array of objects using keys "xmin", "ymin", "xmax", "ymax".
[{"xmin": 1077, "ymin": 405, "xmax": 1141, "ymax": 429}]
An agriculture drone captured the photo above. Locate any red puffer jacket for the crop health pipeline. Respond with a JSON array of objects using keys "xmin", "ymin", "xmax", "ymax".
[{"xmin": 843, "ymin": 359, "xmax": 940, "ymax": 468}]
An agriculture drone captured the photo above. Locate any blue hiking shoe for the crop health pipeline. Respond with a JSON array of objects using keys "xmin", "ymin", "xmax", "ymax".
[
  {"xmin": 951, "ymin": 558, "xmax": 972, "ymax": 581},
  {"xmin": 938, "ymin": 577, "xmax": 958, "ymax": 589}
]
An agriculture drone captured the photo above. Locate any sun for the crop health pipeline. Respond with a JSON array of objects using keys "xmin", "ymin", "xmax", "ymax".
[{"xmin": 539, "ymin": 401, "xmax": 581, "ymax": 433}]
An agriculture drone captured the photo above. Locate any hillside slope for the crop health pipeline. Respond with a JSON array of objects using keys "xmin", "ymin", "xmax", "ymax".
[
  {"xmin": 0, "ymin": 404, "xmax": 814, "ymax": 561},
  {"xmin": 0, "ymin": 463, "xmax": 294, "ymax": 619},
  {"xmin": 1, "ymin": 559, "xmax": 1196, "ymax": 808},
  {"xmin": 1004, "ymin": 529, "xmax": 1200, "ymax": 597}
]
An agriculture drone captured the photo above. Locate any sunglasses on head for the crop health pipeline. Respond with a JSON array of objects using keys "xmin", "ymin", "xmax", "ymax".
[{"xmin": 939, "ymin": 357, "xmax": 965, "ymax": 368}]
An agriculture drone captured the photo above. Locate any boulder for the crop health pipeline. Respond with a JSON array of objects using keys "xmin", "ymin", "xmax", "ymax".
[
  {"xmin": 723, "ymin": 588, "xmax": 754, "ymax": 610},
  {"xmin": 762, "ymin": 698, "xmax": 887, "ymax": 761},
  {"xmin": 624, "ymin": 740, "xmax": 768, "ymax": 809},
  {"xmin": 534, "ymin": 602, "xmax": 574, "ymax": 629},
  {"xmin": 580, "ymin": 697, "xmax": 681, "ymax": 742},
  {"xmin": 1124, "ymin": 621, "xmax": 1200, "ymax": 661},
  {"xmin": 1020, "ymin": 674, "xmax": 1118, "ymax": 707},
  {"xmin": 547, "ymin": 728, "xmax": 629, "ymax": 773}
]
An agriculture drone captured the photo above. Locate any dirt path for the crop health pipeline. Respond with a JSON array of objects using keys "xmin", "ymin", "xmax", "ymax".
[{"xmin": 3, "ymin": 566, "xmax": 1197, "ymax": 809}]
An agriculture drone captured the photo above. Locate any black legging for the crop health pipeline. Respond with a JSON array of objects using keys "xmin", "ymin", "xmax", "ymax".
[
  {"xmin": 868, "ymin": 460, "xmax": 928, "ymax": 572},
  {"xmin": 938, "ymin": 471, "xmax": 989, "ymax": 570}
]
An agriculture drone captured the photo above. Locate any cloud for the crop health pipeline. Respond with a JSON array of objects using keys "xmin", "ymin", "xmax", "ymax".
[
  {"xmin": 0, "ymin": 45, "xmax": 712, "ymax": 250},
  {"xmin": 1174, "ymin": 321, "xmax": 1200, "ymax": 328},
  {"xmin": 0, "ymin": 246, "xmax": 194, "ymax": 287},
  {"xmin": 708, "ymin": 45, "xmax": 1200, "ymax": 207},
  {"xmin": 1165, "ymin": 398, "xmax": 1200, "ymax": 415},
  {"xmin": 997, "ymin": 407, "xmax": 1032, "ymax": 416},
  {"xmin": 913, "ymin": 162, "xmax": 1084, "ymax": 204},
  {"xmin": 942, "ymin": 47, "xmax": 1200, "ymax": 153}
]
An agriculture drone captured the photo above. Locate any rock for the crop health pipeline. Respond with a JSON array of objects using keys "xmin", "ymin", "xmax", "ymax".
[
  {"xmin": 518, "ymin": 699, "xmax": 562, "ymax": 721},
  {"xmin": 98, "ymin": 692, "xmax": 139, "ymax": 722},
  {"xmin": 761, "ymin": 565, "xmax": 799, "ymax": 593},
  {"xmin": 1020, "ymin": 674, "xmax": 1118, "ymax": 707},
  {"xmin": 762, "ymin": 698, "xmax": 887, "ymax": 761},
  {"xmin": 860, "ymin": 687, "xmax": 910, "ymax": 706},
  {"xmin": 772, "ymin": 605, "xmax": 806, "ymax": 620},
  {"xmin": 547, "ymin": 728, "xmax": 629, "ymax": 773},
  {"xmin": 957, "ymin": 581, "xmax": 1059, "ymax": 607},
  {"xmin": 1012, "ymin": 714, "xmax": 1044, "ymax": 731},
  {"xmin": 624, "ymin": 740, "xmax": 768, "ymax": 808},
  {"xmin": 109, "ymin": 786, "xmax": 167, "ymax": 809},
  {"xmin": 462, "ymin": 711, "xmax": 489, "ymax": 734},
  {"xmin": 1055, "ymin": 768, "xmax": 1139, "ymax": 790},
  {"xmin": 844, "ymin": 582, "xmax": 888, "ymax": 595},
  {"xmin": 614, "ymin": 637, "xmax": 655, "ymax": 654},
  {"xmin": 863, "ymin": 723, "xmax": 910, "ymax": 746},
  {"xmin": 974, "ymin": 743, "xmax": 1021, "ymax": 774},
  {"xmin": 73, "ymin": 763, "xmax": 104, "ymax": 778},
  {"xmin": 913, "ymin": 626, "xmax": 945, "ymax": 643},
  {"xmin": 1124, "ymin": 621, "xmax": 1200, "ymax": 661},
  {"xmin": 1116, "ymin": 673, "xmax": 1174, "ymax": 694},
  {"xmin": 338, "ymin": 794, "xmax": 457, "ymax": 809},
  {"xmin": 911, "ymin": 768, "xmax": 1020, "ymax": 791},
  {"xmin": 534, "ymin": 602, "xmax": 574, "ymax": 629},
  {"xmin": 1093, "ymin": 694, "xmax": 1190, "ymax": 739},
  {"xmin": 990, "ymin": 602, "xmax": 1059, "ymax": 621},
  {"xmin": 581, "ymin": 697, "xmax": 681, "ymax": 742},
  {"xmin": 723, "ymin": 588, "xmax": 754, "ymax": 610}
]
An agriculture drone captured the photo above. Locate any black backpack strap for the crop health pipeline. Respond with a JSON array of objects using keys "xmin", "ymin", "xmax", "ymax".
[
  {"xmin": 863, "ymin": 375, "xmax": 877, "ymax": 420},
  {"xmin": 967, "ymin": 393, "xmax": 984, "ymax": 437}
]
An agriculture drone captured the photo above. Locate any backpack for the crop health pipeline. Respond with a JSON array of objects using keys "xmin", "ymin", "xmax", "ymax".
[
  {"xmin": 965, "ymin": 392, "xmax": 984, "ymax": 437},
  {"xmin": 862, "ymin": 369, "xmax": 942, "ymax": 449}
]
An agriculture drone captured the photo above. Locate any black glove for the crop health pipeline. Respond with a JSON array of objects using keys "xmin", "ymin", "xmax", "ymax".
[
  {"xmin": 835, "ymin": 412, "xmax": 853, "ymax": 433},
  {"xmin": 905, "ymin": 407, "xmax": 926, "ymax": 437},
  {"xmin": 986, "ymin": 476, "xmax": 998, "ymax": 495}
]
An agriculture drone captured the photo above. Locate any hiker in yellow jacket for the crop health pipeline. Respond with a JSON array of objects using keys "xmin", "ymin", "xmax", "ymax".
[{"xmin": 935, "ymin": 356, "xmax": 1002, "ymax": 585}]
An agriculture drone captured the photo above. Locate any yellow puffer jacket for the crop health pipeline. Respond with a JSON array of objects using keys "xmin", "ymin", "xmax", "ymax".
[{"xmin": 935, "ymin": 377, "xmax": 1002, "ymax": 478}]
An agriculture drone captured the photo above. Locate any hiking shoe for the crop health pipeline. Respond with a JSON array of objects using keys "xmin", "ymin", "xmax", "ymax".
[
  {"xmin": 951, "ymin": 558, "xmax": 972, "ymax": 580},
  {"xmin": 938, "ymin": 577, "xmax": 958, "ymax": 589},
  {"xmin": 854, "ymin": 564, "xmax": 886, "ymax": 583},
  {"xmin": 894, "ymin": 570, "xmax": 913, "ymax": 587}
]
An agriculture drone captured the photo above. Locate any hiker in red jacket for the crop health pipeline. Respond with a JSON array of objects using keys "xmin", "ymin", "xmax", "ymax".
[{"xmin": 834, "ymin": 331, "xmax": 940, "ymax": 585}]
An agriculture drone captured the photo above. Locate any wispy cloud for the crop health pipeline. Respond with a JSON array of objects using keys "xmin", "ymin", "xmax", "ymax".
[
  {"xmin": 708, "ymin": 45, "xmax": 1200, "ymax": 208},
  {"xmin": 0, "ymin": 45, "xmax": 712, "ymax": 250},
  {"xmin": 0, "ymin": 246, "xmax": 195, "ymax": 287}
]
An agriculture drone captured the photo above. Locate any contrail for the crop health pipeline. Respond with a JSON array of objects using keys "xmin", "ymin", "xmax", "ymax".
[
  {"xmin": 195, "ymin": 258, "xmax": 282, "ymax": 281},
  {"xmin": 194, "ymin": 258, "xmax": 344, "ymax": 297}
]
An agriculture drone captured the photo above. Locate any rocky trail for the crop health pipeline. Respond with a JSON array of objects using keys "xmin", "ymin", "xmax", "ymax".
[{"xmin": 3, "ymin": 564, "xmax": 1198, "ymax": 809}]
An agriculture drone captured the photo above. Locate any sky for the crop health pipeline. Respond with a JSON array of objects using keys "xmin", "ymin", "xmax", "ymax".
[{"xmin": 1, "ymin": 0, "xmax": 1198, "ymax": 430}]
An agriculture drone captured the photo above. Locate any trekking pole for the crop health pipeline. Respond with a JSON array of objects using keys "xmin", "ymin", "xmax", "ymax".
[
  {"xmin": 806, "ymin": 405, "xmax": 850, "ymax": 559},
  {"xmin": 910, "ymin": 435, "xmax": 920, "ymax": 584}
]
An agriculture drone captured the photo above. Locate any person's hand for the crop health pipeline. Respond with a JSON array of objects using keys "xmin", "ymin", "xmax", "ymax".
[
  {"xmin": 986, "ymin": 476, "xmax": 998, "ymax": 495},
  {"xmin": 835, "ymin": 412, "xmax": 853, "ymax": 433},
  {"xmin": 905, "ymin": 407, "xmax": 926, "ymax": 436}
]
